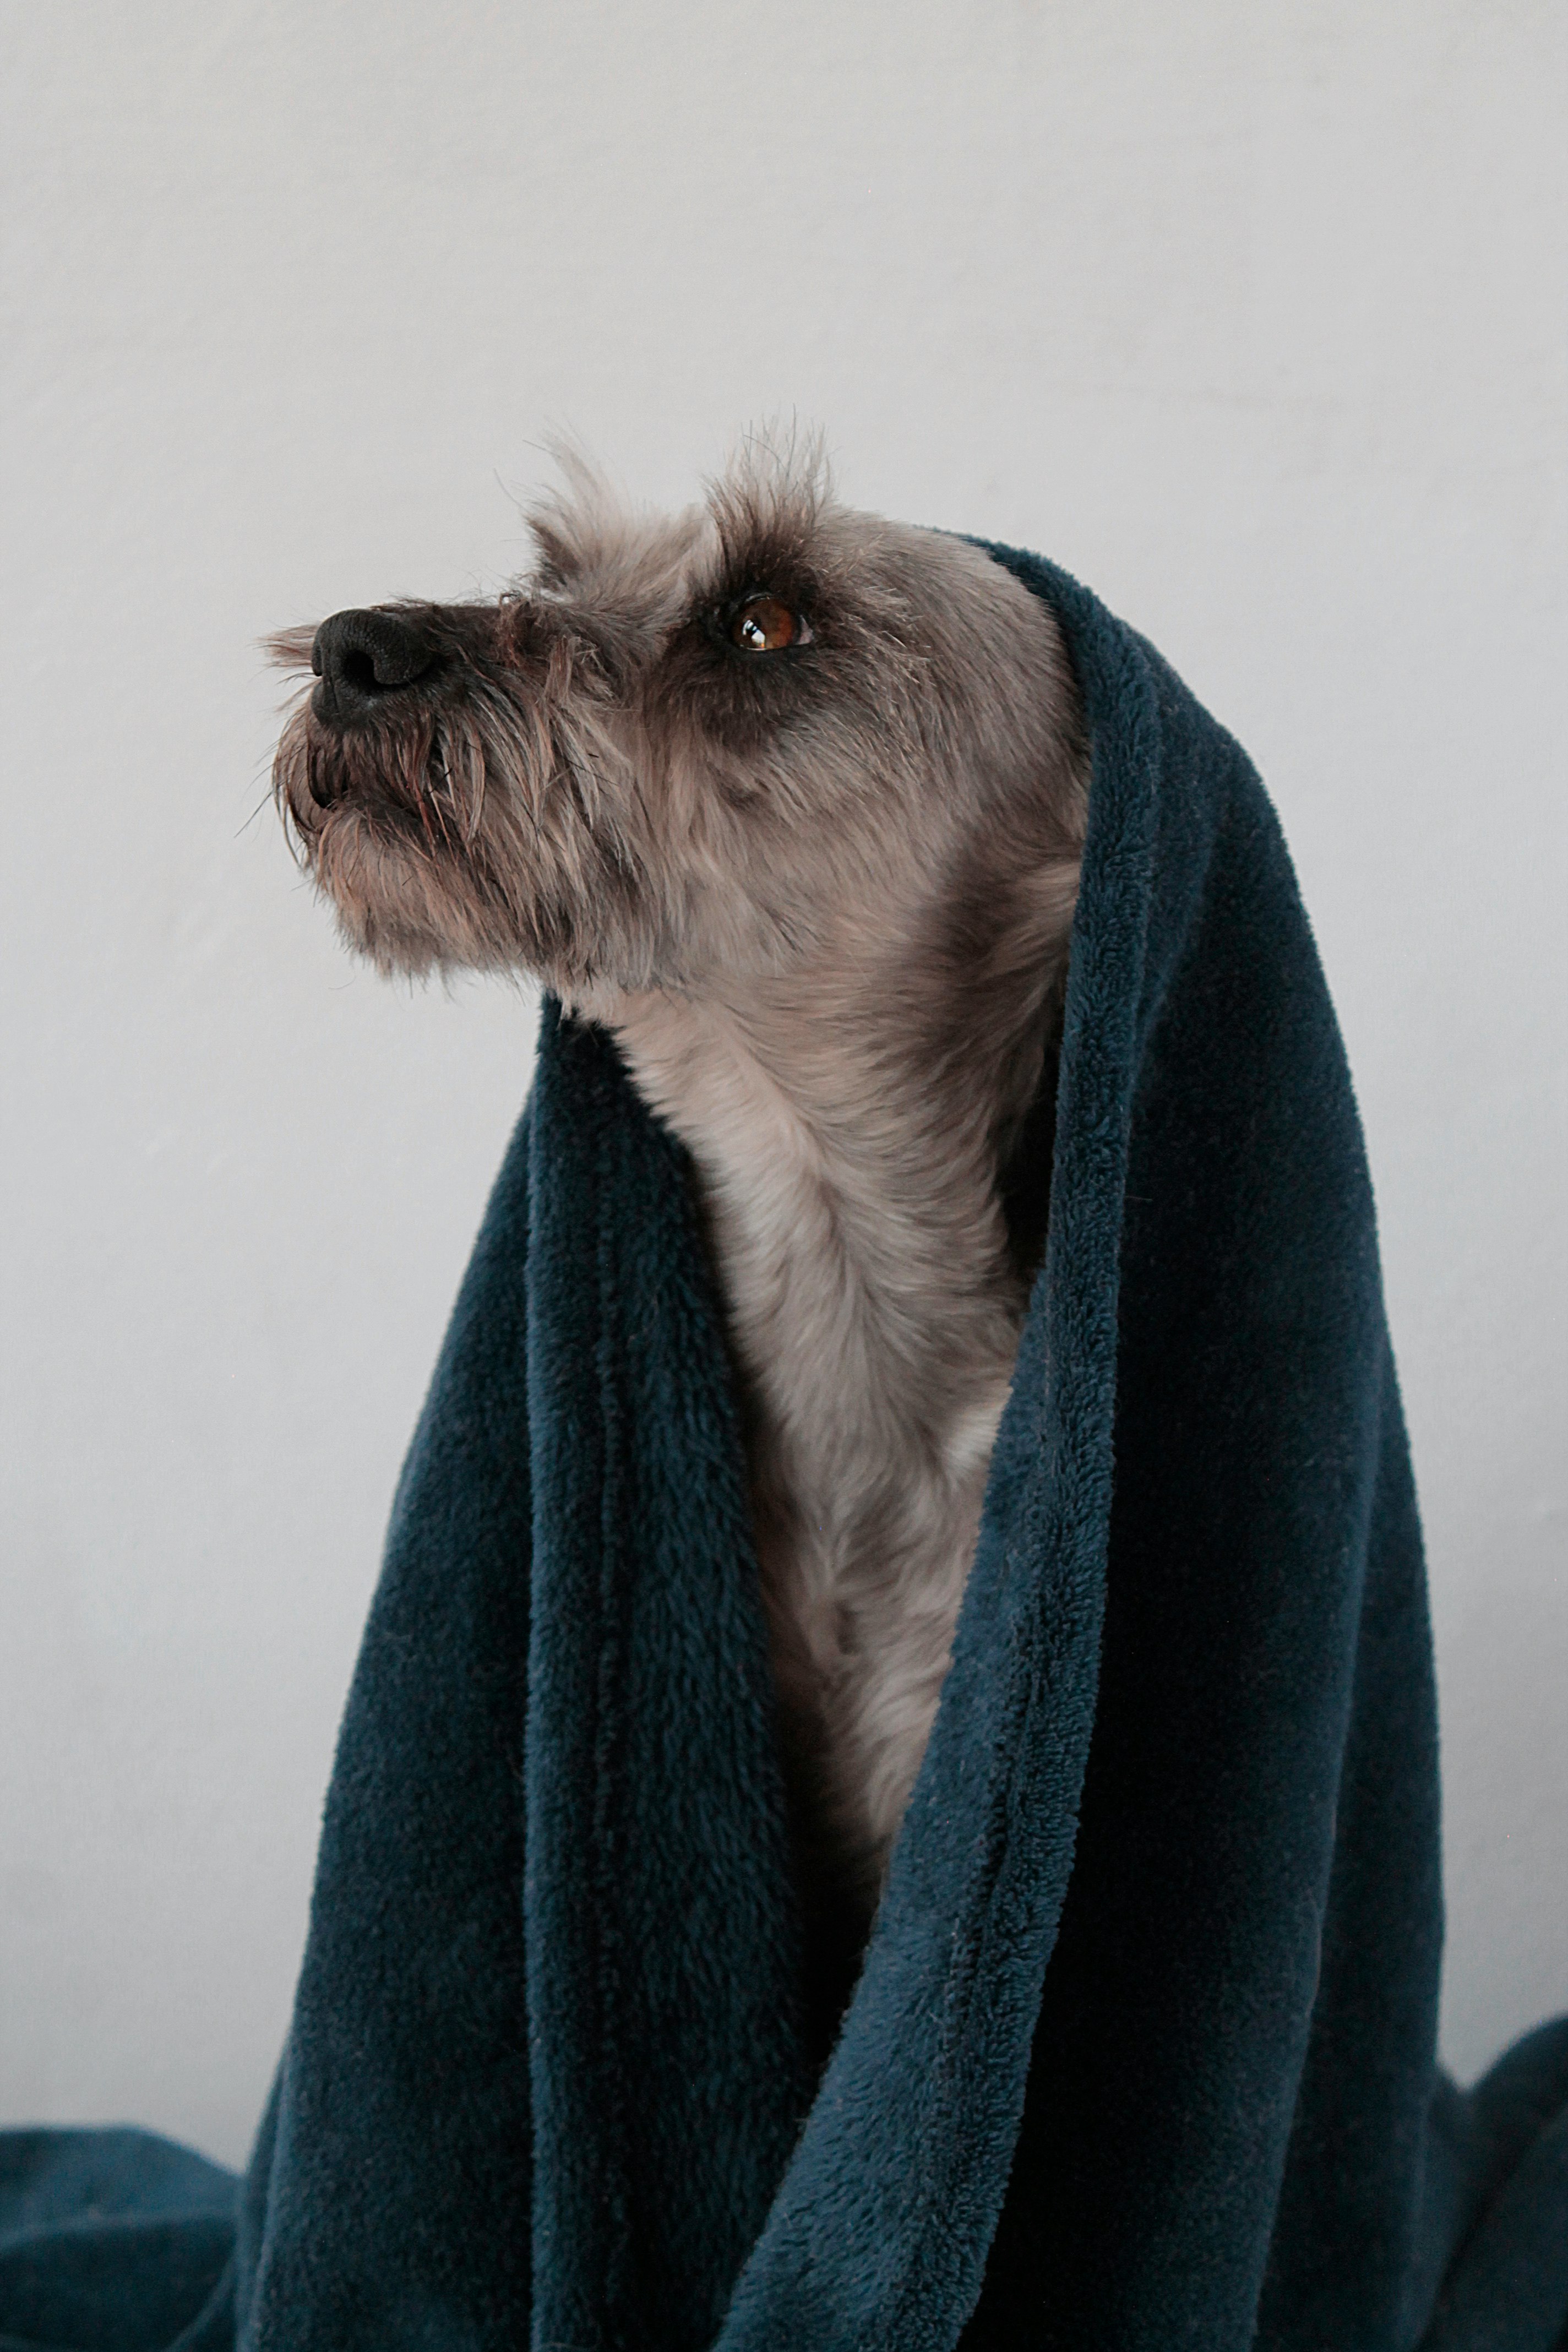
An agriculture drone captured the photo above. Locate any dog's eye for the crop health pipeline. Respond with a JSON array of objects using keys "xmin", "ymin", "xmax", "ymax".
[{"xmin": 731, "ymin": 595, "xmax": 810, "ymax": 653}]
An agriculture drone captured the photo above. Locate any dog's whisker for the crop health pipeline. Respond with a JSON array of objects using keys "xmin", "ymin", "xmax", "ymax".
[{"xmin": 236, "ymin": 790, "xmax": 277, "ymax": 840}]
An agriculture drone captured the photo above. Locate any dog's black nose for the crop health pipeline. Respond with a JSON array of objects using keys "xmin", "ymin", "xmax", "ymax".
[{"xmin": 311, "ymin": 608, "xmax": 438, "ymax": 721}]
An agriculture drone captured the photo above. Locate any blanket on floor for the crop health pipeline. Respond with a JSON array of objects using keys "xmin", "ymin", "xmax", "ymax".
[{"xmin": 6, "ymin": 546, "xmax": 1567, "ymax": 2352}]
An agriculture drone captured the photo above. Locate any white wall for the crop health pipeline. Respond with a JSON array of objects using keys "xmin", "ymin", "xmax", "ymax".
[{"xmin": 2, "ymin": 1, "xmax": 1563, "ymax": 2169}]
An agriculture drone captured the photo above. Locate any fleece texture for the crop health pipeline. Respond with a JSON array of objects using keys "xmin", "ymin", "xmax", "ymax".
[{"xmin": 5, "ymin": 548, "xmax": 1567, "ymax": 2352}]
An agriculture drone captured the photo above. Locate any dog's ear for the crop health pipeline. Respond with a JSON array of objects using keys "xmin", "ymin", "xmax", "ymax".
[
  {"xmin": 709, "ymin": 419, "xmax": 834, "ymax": 518},
  {"xmin": 704, "ymin": 423, "xmax": 833, "ymax": 595},
  {"xmin": 521, "ymin": 436, "xmax": 623, "ymax": 590}
]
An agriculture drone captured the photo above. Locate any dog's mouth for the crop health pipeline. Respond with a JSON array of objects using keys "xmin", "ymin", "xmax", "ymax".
[
  {"xmin": 269, "ymin": 608, "xmax": 495, "ymax": 849},
  {"xmin": 268, "ymin": 606, "xmax": 649, "ymax": 986},
  {"xmin": 280, "ymin": 705, "xmax": 412, "ymax": 817},
  {"xmin": 267, "ymin": 683, "xmax": 518, "ymax": 978},
  {"xmin": 267, "ymin": 595, "xmax": 687, "ymax": 993}
]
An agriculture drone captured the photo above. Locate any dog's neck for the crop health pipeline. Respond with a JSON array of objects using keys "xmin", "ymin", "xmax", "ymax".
[
  {"xmin": 605, "ymin": 874, "xmax": 1071, "ymax": 1946},
  {"xmin": 611, "ymin": 924, "xmax": 1038, "ymax": 1457}
]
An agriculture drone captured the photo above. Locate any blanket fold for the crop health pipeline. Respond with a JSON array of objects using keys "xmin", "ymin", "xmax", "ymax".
[{"xmin": 5, "ymin": 547, "xmax": 1565, "ymax": 2351}]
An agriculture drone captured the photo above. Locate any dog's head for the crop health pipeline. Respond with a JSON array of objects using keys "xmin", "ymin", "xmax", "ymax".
[{"xmin": 271, "ymin": 442, "xmax": 1084, "ymax": 1008}]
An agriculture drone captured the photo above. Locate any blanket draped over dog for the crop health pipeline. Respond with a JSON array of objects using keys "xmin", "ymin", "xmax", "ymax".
[{"xmin": 6, "ymin": 547, "xmax": 1567, "ymax": 2352}]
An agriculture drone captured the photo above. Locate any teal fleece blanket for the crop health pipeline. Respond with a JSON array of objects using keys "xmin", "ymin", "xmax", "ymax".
[{"xmin": 5, "ymin": 548, "xmax": 1567, "ymax": 2352}]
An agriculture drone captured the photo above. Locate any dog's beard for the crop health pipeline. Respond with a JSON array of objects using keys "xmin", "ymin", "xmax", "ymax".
[{"xmin": 270, "ymin": 664, "xmax": 660, "ymax": 988}]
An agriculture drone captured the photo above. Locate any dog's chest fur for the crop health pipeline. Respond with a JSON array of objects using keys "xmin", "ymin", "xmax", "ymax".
[{"xmin": 611, "ymin": 986, "xmax": 1035, "ymax": 1925}]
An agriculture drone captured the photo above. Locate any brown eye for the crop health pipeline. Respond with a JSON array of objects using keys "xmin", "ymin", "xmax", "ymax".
[{"xmin": 730, "ymin": 595, "xmax": 810, "ymax": 652}]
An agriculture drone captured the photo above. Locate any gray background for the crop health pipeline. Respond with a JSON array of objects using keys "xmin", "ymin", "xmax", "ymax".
[{"xmin": 2, "ymin": 2, "xmax": 1564, "ymax": 2168}]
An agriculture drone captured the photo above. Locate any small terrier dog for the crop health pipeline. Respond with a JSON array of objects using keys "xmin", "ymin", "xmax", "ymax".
[{"xmin": 273, "ymin": 443, "xmax": 1087, "ymax": 2027}]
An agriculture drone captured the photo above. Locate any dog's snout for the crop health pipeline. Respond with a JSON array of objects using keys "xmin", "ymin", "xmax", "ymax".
[{"xmin": 312, "ymin": 609, "xmax": 439, "ymax": 721}]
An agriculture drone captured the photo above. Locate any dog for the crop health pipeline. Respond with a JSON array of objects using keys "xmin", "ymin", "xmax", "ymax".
[{"xmin": 273, "ymin": 442, "xmax": 1087, "ymax": 2037}]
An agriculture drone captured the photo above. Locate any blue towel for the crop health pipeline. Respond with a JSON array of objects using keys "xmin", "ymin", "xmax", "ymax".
[{"xmin": 6, "ymin": 547, "xmax": 1566, "ymax": 2351}]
